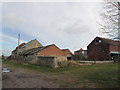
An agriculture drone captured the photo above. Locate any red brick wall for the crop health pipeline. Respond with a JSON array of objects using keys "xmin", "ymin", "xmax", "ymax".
[
  {"xmin": 87, "ymin": 37, "xmax": 110, "ymax": 60},
  {"xmin": 38, "ymin": 45, "xmax": 64, "ymax": 56},
  {"xmin": 110, "ymin": 45, "xmax": 120, "ymax": 52}
]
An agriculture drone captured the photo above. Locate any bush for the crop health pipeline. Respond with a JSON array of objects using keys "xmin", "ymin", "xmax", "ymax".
[{"xmin": 68, "ymin": 60, "xmax": 80, "ymax": 66}]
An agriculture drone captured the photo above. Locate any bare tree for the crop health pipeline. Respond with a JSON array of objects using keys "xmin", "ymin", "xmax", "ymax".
[{"xmin": 99, "ymin": 0, "xmax": 120, "ymax": 41}]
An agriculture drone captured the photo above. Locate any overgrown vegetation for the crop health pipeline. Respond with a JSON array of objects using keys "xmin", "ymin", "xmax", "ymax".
[
  {"xmin": 3, "ymin": 60, "xmax": 73, "ymax": 73},
  {"xmin": 3, "ymin": 59, "xmax": 119, "ymax": 88}
]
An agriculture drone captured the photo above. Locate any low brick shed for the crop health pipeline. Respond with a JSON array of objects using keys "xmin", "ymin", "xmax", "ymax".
[{"xmin": 36, "ymin": 56, "xmax": 68, "ymax": 68}]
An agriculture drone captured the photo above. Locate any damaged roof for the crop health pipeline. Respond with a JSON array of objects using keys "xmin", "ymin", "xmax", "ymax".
[
  {"xmin": 21, "ymin": 39, "xmax": 42, "ymax": 48},
  {"xmin": 12, "ymin": 42, "xmax": 26, "ymax": 52},
  {"xmin": 21, "ymin": 44, "xmax": 54, "ymax": 55}
]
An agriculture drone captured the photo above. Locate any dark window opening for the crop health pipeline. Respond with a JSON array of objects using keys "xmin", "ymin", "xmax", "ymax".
[
  {"xmin": 111, "ymin": 54, "xmax": 120, "ymax": 60},
  {"xmin": 67, "ymin": 57, "xmax": 72, "ymax": 60}
]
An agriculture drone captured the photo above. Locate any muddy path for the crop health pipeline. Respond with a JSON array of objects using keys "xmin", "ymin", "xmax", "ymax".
[{"xmin": 2, "ymin": 65, "xmax": 60, "ymax": 88}]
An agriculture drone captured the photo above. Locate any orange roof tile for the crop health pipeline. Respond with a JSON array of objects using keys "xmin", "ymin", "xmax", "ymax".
[
  {"xmin": 61, "ymin": 49, "xmax": 73, "ymax": 56},
  {"xmin": 16, "ymin": 42, "xmax": 26, "ymax": 49}
]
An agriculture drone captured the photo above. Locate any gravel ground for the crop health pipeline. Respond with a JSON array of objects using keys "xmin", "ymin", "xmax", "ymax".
[{"xmin": 2, "ymin": 66, "xmax": 60, "ymax": 88}]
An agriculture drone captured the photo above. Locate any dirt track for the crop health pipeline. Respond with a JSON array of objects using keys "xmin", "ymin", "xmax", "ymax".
[{"xmin": 2, "ymin": 66, "xmax": 60, "ymax": 88}]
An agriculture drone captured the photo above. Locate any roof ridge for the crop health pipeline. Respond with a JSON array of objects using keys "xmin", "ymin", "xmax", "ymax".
[
  {"xmin": 96, "ymin": 37, "xmax": 120, "ymax": 45},
  {"xmin": 61, "ymin": 49, "xmax": 69, "ymax": 50},
  {"xmin": 97, "ymin": 37, "xmax": 119, "ymax": 42}
]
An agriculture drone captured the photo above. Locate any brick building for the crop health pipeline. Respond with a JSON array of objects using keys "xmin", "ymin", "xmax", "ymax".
[
  {"xmin": 11, "ymin": 44, "xmax": 68, "ymax": 68},
  {"xmin": 11, "ymin": 42, "xmax": 26, "ymax": 59},
  {"xmin": 11, "ymin": 39, "xmax": 73, "ymax": 60},
  {"xmin": 22, "ymin": 44, "xmax": 64, "ymax": 57},
  {"xmin": 74, "ymin": 48, "xmax": 87, "ymax": 60},
  {"xmin": 87, "ymin": 37, "xmax": 120, "ymax": 60},
  {"xmin": 10, "ymin": 39, "xmax": 73, "ymax": 67},
  {"xmin": 11, "ymin": 39, "xmax": 42, "ymax": 59},
  {"xmin": 61, "ymin": 49, "xmax": 73, "ymax": 60},
  {"xmin": 20, "ymin": 39, "xmax": 43, "ymax": 52},
  {"xmin": 20, "ymin": 44, "xmax": 74, "ymax": 62}
]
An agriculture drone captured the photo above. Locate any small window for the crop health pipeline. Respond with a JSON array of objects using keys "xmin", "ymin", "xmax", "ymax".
[
  {"xmin": 96, "ymin": 39, "xmax": 102, "ymax": 43},
  {"xmin": 98, "ymin": 40, "xmax": 102, "ymax": 43},
  {"xmin": 96, "ymin": 40, "xmax": 99, "ymax": 42},
  {"xmin": 82, "ymin": 51, "xmax": 84, "ymax": 54}
]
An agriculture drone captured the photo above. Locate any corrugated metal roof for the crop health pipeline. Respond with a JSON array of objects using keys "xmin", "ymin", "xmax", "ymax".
[
  {"xmin": 21, "ymin": 39, "xmax": 42, "ymax": 48},
  {"xmin": 21, "ymin": 40, "xmax": 34, "ymax": 48},
  {"xmin": 22, "ymin": 44, "xmax": 53, "ymax": 55}
]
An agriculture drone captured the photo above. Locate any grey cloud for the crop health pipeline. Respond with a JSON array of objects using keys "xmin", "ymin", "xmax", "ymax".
[{"xmin": 2, "ymin": 2, "xmax": 103, "ymax": 54}]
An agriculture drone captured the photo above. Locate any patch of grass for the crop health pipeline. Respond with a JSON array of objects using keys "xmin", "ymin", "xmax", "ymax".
[
  {"xmin": 83, "ymin": 64, "xmax": 118, "ymax": 88},
  {"xmin": 60, "ymin": 64, "xmax": 118, "ymax": 88},
  {"xmin": 3, "ymin": 60, "xmax": 119, "ymax": 88}
]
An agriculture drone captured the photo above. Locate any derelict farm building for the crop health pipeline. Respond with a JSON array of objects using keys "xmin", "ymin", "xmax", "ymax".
[
  {"xmin": 61, "ymin": 49, "xmax": 73, "ymax": 60},
  {"xmin": 11, "ymin": 39, "xmax": 42, "ymax": 59},
  {"xmin": 10, "ymin": 39, "xmax": 73, "ymax": 68}
]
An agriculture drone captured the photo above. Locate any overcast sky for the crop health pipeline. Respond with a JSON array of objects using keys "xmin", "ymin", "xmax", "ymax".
[{"xmin": 1, "ymin": 1, "xmax": 105, "ymax": 56}]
